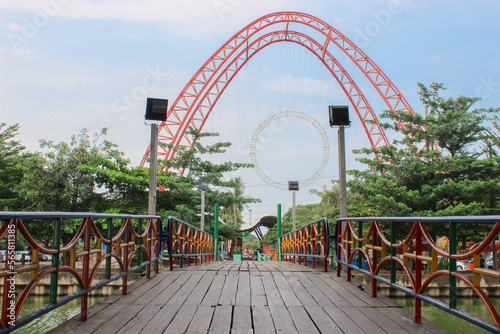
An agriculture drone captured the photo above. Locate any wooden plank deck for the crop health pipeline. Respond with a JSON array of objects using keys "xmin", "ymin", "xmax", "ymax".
[{"xmin": 49, "ymin": 261, "xmax": 449, "ymax": 334}]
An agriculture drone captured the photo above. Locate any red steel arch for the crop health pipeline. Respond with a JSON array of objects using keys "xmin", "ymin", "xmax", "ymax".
[{"xmin": 141, "ymin": 11, "xmax": 419, "ymax": 172}]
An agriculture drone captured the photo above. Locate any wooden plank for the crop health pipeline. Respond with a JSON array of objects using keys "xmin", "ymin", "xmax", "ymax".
[
  {"xmin": 287, "ymin": 306, "xmax": 320, "ymax": 334},
  {"xmin": 184, "ymin": 271, "xmax": 216, "ymax": 305},
  {"xmin": 117, "ymin": 272, "xmax": 181, "ymax": 305},
  {"xmin": 250, "ymin": 272, "xmax": 267, "ymax": 307},
  {"xmin": 327, "ymin": 276, "xmax": 387, "ymax": 307},
  {"xmin": 271, "ymin": 271, "xmax": 301, "ymax": 307},
  {"xmin": 164, "ymin": 304, "xmax": 198, "ymax": 333},
  {"xmin": 235, "ymin": 271, "xmax": 251, "ymax": 306},
  {"xmin": 284, "ymin": 274, "xmax": 318, "ymax": 307},
  {"xmin": 268, "ymin": 305, "xmax": 298, "ymax": 333},
  {"xmin": 66, "ymin": 303, "xmax": 125, "ymax": 334},
  {"xmin": 185, "ymin": 305, "xmax": 215, "ymax": 334},
  {"xmin": 357, "ymin": 306, "xmax": 412, "ymax": 334},
  {"xmin": 92, "ymin": 302, "xmax": 150, "ymax": 334},
  {"xmin": 303, "ymin": 306, "xmax": 341, "ymax": 333},
  {"xmin": 115, "ymin": 304, "xmax": 163, "ymax": 334},
  {"xmin": 148, "ymin": 273, "xmax": 185, "ymax": 306},
  {"xmin": 293, "ymin": 272, "xmax": 334, "ymax": 307},
  {"xmin": 333, "ymin": 306, "xmax": 387, "ymax": 334},
  {"xmin": 307, "ymin": 273, "xmax": 355, "ymax": 307},
  {"xmin": 251, "ymin": 305, "xmax": 276, "ymax": 334},
  {"xmin": 261, "ymin": 271, "xmax": 284, "ymax": 307},
  {"xmin": 320, "ymin": 305, "xmax": 365, "ymax": 334},
  {"xmin": 232, "ymin": 305, "xmax": 252, "ymax": 332},
  {"xmin": 201, "ymin": 272, "xmax": 226, "ymax": 306},
  {"xmin": 218, "ymin": 272, "xmax": 238, "ymax": 306},
  {"xmin": 139, "ymin": 304, "xmax": 181, "ymax": 334},
  {"xmin": 208, "ymin": 305, "xmax": 232, "ymax": 334},
  {"xmin": 164, "ymin": 272, "xmax": 205, "ymax": 306}
]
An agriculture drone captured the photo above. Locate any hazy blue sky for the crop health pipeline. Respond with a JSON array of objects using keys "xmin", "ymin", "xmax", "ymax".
[{"xmin": 1, "ymin": 1, "xmax": 500, "ymax": 223}]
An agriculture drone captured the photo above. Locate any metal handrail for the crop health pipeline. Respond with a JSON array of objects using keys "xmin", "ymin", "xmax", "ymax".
[
  {"xmin": 166, "ymin": 216, "xmax": 215, "ymax": 270},
  {"xmin": 281, "ymin": 217, "xmax": 330, "ymax": 271},
  {"xmin": 336, "ymin": 216, "xmax": 500, "ymax": 333},
  {"xmin": 0, "ymin": 212, "xmax": 162, "ymax": 333}
]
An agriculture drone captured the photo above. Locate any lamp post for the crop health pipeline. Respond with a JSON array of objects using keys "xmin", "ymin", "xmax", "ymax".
[
  {"xmin": 288, "ymin": 181, "xmax": 299, "ymax": 230},
  {"xmin": 328, "ymin": 106, "xmax": 350, "ymax": 219},
  {"xmin": 198, "ymin": 179, "xmax": 209, "ymax": 231},
  {"xmin": 145, "ymin": 98, "xmax": 168, "ymax": 215}
]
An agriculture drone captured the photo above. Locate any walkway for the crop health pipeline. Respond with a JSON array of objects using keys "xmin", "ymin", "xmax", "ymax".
[{"xmin": 49, "ymin": 261, "xmax": 448, "ymax": 334}]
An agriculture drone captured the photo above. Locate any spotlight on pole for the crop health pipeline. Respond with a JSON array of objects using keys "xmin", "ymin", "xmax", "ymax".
[
  {"xmin": 328, "ymin": 105, "xmax": 349, "ymax": 220},
  {"xmin": 145, "ymin": 98, "xmax": 168, "ymax": 121},
  {"xmin": 145, "ymin": 98, "xmax": 168, "ymax": 216},
  {"xmin": 328, "ymin": 106, "xmax": 350, "ymax": 127}
]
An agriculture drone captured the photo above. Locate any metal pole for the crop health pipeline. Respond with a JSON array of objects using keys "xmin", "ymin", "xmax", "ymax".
[
  {"xmin": 148, "ymin": 123, "xmax": 158, "ymax": 215},
  {"xmin": 200, "ymin": 190, "xmax": 205, "ymax": 231},
  {"xmin": 214, "ymin": 204, "xmax": 219, "ymax": 261},
  {"xmin": 292, "ymin": 191, "xmax": 296, "ymax": 230},
  {"xmin": 277, "ymin": 204, "xmax": 282, "ymax": 261},
  {"xmin": 339, "ymin": 125, "xmax": 347, "ymax": 218}
]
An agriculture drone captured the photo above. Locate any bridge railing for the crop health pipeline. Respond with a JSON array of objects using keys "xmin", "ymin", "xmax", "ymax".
[
  {"xmin": 0, "ymin": 211, "xmax": 161, "ymax": 333},
  {"xmin": 336, "ymin": 216, "xmax": 500, "ymax": 333},
  {"xmin": 165, "ymin": 216, "xmax": 215, "ymax": 270},
  {"xmin": 281, "ymin": 217, "xmax": 330, "ymax": 271}
]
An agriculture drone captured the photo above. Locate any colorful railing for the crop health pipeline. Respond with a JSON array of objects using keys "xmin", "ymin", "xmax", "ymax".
[
  {"xmin": 0, "ymin": 212, "xmax": 161, "ymax": 333},
  {"xmin": 281, "ymin": 217, "xmax": 330, "ymax": 271},
  {"xmin": 166, "ymin": 216, "xmax": 215, "ymax": 270},
  {"xmin": 336, "ymin": 216, "xmax": 500, "ymax": 333}
]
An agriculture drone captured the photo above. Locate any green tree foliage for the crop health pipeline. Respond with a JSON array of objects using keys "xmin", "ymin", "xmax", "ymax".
[
  {"xmin": 349, "ymin": 83, "xmax": 500, "ymax": 217},
  {"xmin": 0, "ymin": 123, "xmax": 26, "ymax": 210},
  {"xmin": 347, "ymin": 83, "xmax": 500, "ymax": 245},
  {"xmin": 17, "ymin": 129, "xmax": 115, "ymax": 213}
]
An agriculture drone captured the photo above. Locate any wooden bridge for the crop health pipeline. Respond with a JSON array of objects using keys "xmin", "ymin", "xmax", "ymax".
[{"xmin": 49, "ymin": 261, "xmax": 447, "ymax": 334}]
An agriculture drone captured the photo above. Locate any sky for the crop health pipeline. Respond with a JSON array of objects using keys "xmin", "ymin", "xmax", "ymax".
[{"xmin": 1, "ymin": 0, "xmax": 500, "ymax": 224}]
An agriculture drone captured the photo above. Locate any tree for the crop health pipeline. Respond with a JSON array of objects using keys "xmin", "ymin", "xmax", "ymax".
[
  {"xmin": 347, "ymin": 83, "xmax": 500, "ymax": 246},
  {"xmin": 15, "ymin": 129, "xmax": 123, "ymax": 243},
  {"xmin": 0, "ymin": 123, "xmax": 26, "ymax": 210}
]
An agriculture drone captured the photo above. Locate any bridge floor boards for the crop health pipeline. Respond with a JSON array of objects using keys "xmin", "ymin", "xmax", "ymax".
[{"xmin": 48, "ymin": 261, "xmax": 449, "ymax": 334}]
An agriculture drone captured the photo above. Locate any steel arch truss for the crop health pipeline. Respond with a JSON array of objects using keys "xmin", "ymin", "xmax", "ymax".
[{"xmin": 141, "ymin": 11, "xmax": 420, "ymax": 173}]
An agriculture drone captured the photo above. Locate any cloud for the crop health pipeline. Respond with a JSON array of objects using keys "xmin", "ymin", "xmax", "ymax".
[{"xmin": 35, "ymin": 74, "xmax": 100, "ymax": 90}]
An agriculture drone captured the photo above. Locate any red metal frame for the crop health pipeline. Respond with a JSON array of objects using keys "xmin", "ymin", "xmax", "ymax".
[
  {"xmin": 281, "ymin": 217, "xmax": 330, "ymax": 272},
  {"xmin": 167, "ymin": 216, "xmax": 215, "ymax": 271},
  {"xmin": 141, "ymin": 11, "xmax": 426, "ymax": 173},
  {"xmin": 336, "ymin": 217, "xmax": 500, "ymax": 332},
  {"xmin": 0, "ymin": 213, "xmax": 161, "ymax": 331}
]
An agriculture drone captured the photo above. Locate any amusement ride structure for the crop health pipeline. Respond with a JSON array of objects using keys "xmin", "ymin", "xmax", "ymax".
[{"xmin": 140, "ymin": 11, "xmax": 428, "ymax": 173}]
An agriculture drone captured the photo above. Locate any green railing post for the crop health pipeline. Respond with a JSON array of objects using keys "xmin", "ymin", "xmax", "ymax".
[
  {"xmin": 105, "ymin": 218, "xmax": 113, "ymax": 279},
  {"xmin": 357, "ymin": 221, "xmax": 363, "ymax": 268},
  {"xmin": 449, "ymin": 221, "xmax": 457, "ymax": 309},
  {"xmin": 136, "ymin": 219, "xmax": 143, "ymax": 267},
  {"xmin": 50, "ymin": 218, "xmax": 62, "ymax": 304},
  {"xmin": 277, "ymin": 204, "xmax": 282, "ymax": 261},
  {"xmin": 214, "ymin": 204, "xmax": 219, "ymax": 261},
  {"xmin": 391, "ymin": 222, "xmax": 397, "ymax": 284}
]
